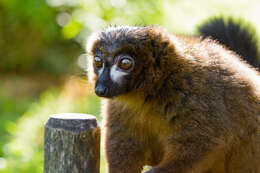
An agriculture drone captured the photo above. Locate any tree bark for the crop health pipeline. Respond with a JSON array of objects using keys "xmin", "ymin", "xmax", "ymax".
[{"xmin": 44, "ymin": 113, "xmax": 100, "ymax": 173}]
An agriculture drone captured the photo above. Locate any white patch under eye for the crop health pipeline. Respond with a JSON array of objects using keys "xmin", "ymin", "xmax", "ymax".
[
  {"xmin": 110, "ymin": 65, "xmax": 128, "ymax": 83},
  {"xmin": 98, "ymin": 66, "xmax": 104, "ymax": 76}
]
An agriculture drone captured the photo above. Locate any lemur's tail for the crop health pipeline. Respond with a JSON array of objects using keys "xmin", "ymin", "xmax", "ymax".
[{"xmin": 198, "ymin": 17, "xmax": 260, "ymax": 70}]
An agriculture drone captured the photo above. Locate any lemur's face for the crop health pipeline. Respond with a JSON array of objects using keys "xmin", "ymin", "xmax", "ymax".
[
  {"xmin": 87, "ymin": 26, "xmax": 148, "ymax": 98},
  {"xmin": 87, "ymin": 26, "xmax": 168, "ymax": 98},
  {"xmin": 92, "ymin": 51, "xmax": 135, "ymax": 98}
]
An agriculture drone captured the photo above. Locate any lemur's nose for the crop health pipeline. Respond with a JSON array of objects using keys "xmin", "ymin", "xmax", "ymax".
[{"xmin": 95, "ymin": 85, "xmax": 108, "ymax": 97}]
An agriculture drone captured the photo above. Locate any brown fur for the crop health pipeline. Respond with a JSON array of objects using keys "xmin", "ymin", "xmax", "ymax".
[{"xmin": 87, "ymin": 26, "xmax": 260, "ymax": 173}]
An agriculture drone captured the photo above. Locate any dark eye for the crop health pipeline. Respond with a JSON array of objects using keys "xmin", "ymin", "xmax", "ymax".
[
  {"xmin": 118, "ymin": 58, "xmax": 133, "ymax": 70},
  {"xmin": 94, "ymin": 57, "xmax": 103, "ymax": 68}
]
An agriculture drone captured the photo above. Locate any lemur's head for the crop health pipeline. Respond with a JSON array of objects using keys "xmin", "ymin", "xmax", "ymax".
[{"xmin": 86, "ymin": 26, "xmax": 177, "ymax": 98}]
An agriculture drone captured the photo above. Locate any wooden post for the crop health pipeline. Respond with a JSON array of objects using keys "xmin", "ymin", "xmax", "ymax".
[{"xmin": 44, "ymin": 113, "xmax": 100, "ymax": 173}]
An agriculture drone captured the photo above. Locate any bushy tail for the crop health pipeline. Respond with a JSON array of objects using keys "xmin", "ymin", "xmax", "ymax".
[{"xmin": 198, "ymin": 17, "xmax": 260, "ymax": 70}]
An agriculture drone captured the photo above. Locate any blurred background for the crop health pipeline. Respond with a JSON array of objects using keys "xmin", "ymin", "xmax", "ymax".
[{"xmin": 0, "ymin": 0, "xmax": 260, "ymax": 172}]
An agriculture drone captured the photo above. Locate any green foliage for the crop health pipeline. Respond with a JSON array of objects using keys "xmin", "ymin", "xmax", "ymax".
[
  {"xmin": 0, "ymin": 0, "xmax": 82, "ymax": 76},
  {"xmin": 48, "ymin": 0, "xmax": 164, "ymax": 44},
  {"xmin": 0, "ymin": 87, "xmax": 34, "ymax": 158}
]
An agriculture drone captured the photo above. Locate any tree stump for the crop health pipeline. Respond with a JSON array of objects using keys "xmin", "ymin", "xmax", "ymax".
[{"xmin": 44, "ymin": 113, "xmax": 100, "ymax": 173}]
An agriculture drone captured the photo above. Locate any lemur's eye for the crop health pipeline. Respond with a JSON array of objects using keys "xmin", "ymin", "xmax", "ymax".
[
  {"xmin": 118, "ymin": 58, "xmax": 133, "ymax": 70},
  {"xmin": 94, "ymin": 57, "xmax": 103, "ymax": 68}
]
